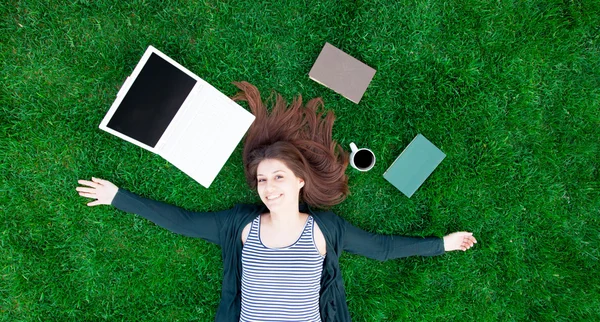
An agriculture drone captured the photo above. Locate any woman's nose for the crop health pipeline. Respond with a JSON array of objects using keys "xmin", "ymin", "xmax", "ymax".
[{"xmin": 263, "ymin": 180, "xmax": 274, "ymax": 192}]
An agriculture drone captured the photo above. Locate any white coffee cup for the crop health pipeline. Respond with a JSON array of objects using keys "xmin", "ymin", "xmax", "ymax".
[{"xmin": 349, "ymin": 142, "xmax": 376, "ymax": 172}]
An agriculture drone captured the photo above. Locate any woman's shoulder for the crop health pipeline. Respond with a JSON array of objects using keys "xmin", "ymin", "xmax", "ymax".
[
  {"xmin": 226, "ymin": 203, "xmax": 265, "ymax": 223},
  {"xmin": 232, "ymin": 203, "xmax": 264, "ymax": 212}
]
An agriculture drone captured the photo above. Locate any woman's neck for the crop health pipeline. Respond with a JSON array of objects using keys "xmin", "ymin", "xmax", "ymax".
[{"xmin": 266, "ymin": 206, "xmax": 304, "ymax": 229}]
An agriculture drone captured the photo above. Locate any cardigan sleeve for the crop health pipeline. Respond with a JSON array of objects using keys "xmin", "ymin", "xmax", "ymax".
[
  {"xmin": 342, "ymin": 219, "xmax": 445, "ymax": 261},
  {"xmin": 111, "ymin": 188, "xmax": 234, "ymax": 246}
]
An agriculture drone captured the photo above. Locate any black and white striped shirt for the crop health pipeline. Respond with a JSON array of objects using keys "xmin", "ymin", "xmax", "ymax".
[{"xmin": 240, "ymin": 215, "xmax": 325, "ymax": 322}]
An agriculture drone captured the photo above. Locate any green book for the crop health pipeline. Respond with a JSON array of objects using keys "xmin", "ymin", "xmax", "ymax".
[{"xmin": 383, "ymin": 134, "xmax": 446, "ymax": 198}]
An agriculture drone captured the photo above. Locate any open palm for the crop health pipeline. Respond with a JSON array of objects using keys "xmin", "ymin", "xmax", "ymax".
[{"xmin": 76, "ymin": 177, "xmax": 118, "ymax": 206}]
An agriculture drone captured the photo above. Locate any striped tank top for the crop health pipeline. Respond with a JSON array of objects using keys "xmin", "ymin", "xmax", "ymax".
[{"xmin": 240, "ymin": 215, "xmax": 324, "ymax": 322}]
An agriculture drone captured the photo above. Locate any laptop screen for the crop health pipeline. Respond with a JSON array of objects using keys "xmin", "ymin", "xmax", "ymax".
[{"xmin": 107, "ymin": 53, "xmax": 197, "ymax": 148}]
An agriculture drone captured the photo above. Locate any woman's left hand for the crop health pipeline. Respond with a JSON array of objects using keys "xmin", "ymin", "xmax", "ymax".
[{"xmin": 443, "ymin": 232, "xmax": 477, "ymax": 252}]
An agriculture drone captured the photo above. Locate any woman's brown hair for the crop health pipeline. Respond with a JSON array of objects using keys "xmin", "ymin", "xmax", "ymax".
[{"xmin": 231, "ymin": 81, "xmax": 349, "ymax": 208}]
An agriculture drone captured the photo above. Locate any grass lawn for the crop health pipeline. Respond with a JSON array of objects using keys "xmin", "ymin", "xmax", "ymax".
[{"xmin": 2, "ymin": 0, "xmax": 599, "ymax": 320}]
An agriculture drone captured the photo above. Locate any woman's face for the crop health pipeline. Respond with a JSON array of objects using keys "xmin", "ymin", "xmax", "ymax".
[{"xmin": 256, "ymin": 159, "xmax": 304, "ymax": 211}]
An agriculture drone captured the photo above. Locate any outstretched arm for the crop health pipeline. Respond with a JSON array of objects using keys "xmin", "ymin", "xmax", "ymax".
[
  {"xmin": 342, "ymin": 220, "xmax": 477, "ymax": 261},
  {"xmin": 76, "ymin": 177, "xmax": 229, "ymax": 245},
  {"xmin": 342, "ymin": 221, "xmax": 445, "ymax": 261}
]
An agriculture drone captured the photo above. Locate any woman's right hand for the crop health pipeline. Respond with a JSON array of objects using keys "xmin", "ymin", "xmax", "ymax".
[{"xmin": 76, "ymin": 177, "xmax": 119, "ymax": 206}]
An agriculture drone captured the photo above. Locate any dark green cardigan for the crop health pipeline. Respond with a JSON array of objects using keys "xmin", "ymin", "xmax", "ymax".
[{"xmin": 112, "ymin": 189, "xmax": 445, "ymax": 321}]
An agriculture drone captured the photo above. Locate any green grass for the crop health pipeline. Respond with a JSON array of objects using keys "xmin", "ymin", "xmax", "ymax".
[{"xmin": 2, "ymin": 0, "xmax": 599, "ymax": 320}]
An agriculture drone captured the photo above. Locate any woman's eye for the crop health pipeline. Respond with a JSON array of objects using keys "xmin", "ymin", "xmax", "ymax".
[
  {"xmin": 276, "ymin": 175, "xmax": 283, "ymax": 179},
  {"xmin": 257, "ymin": 178, "xmax": 265, "ymax": 183}
]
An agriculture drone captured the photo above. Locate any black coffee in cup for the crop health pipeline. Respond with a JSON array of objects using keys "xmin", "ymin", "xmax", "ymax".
[
  {"xmin": 349, "ymin": 142, "xmax": 376, "ymax": 171},
  {"xmin": 354, "ymin": 150, "xmax": 374, "ymax": 169}
]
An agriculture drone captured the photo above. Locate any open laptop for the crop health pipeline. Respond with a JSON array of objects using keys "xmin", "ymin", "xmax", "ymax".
[{"xmin": 99, "ymin": 46, "xmax": 255, "ymax": 188}]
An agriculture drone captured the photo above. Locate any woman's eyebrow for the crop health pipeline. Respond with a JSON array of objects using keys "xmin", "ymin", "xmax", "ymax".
[{"xmin": 257, "ymin": 170, "xmax": 286, "ymax": 176}]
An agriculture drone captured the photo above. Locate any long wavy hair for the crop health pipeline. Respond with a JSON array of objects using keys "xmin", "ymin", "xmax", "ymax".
[{"xmin": 231, "ymin": 81, "xmax": 349, "ymax": 208}]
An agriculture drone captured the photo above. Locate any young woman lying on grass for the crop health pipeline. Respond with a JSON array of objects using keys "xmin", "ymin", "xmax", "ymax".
[{"xmin": 76, "ymin": 82, "xmax": 476, "ymax": 322}]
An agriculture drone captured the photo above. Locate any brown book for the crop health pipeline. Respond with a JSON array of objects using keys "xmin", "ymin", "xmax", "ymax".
[{"xmin": 309, "ymin": 42, "xmax": 376, "ymax": 104}]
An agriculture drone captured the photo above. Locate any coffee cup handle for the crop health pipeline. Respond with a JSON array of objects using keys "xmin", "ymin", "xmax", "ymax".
[{"xmin": 349, "ymin": 142, "xmax": 358, "ymax": 153}]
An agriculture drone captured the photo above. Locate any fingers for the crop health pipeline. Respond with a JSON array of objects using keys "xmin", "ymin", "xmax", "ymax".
[
  {"xmin": 92, "ymin": 177, "xmax": 109, "ymax": 185},
  {"xmin": 462, "ymin": 235, "xmax": 477, "ymax": 243},
  {"xmin": 78, "ymin": 179, "xmax": 100, "ymax": 188},
  {"xmin": 78, "ymin": 177, "xmax": 110, "ymax": 187},
  {"xmin": 76, "ymin": 187, "xmax": 96, "ymax": 193},
  {"xmin": 87, "ymin": 200, "xmax": 101, "ymax": 206},
  {"xmin": 77, "ymin": 178, "xmax": 99, "ymax": 198},
  {"xmin": 78, "ymin": 192, "xmax": 96, "ymax": 199},
  {"xmin": 460, "ymin": 235, "xmax": 477, "ymax": 251}
]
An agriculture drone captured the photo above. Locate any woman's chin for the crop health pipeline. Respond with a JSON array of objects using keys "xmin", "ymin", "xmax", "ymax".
[
  {"xmin": 263, "ymin": 202, "xmax": 280, "ymax": 212},
  {"xmin": 262, "ymin": 197, "xmax": 295, "ymax": 212}
]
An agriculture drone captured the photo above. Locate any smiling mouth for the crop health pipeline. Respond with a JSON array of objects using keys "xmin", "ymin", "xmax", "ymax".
[{"xmin": 266, "ymin": 194, "xmax": 282, "ymax": 201}]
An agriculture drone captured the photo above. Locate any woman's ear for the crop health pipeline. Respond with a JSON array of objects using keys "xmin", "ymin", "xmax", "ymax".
[{"xmin": 299, "ymin": 178, "xmax": 305, "ymax": 188}]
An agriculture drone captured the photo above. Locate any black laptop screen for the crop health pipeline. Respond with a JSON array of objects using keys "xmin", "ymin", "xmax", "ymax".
[{"xmin": 107, "ymin": 53, "xmax": 197, "ymax": 148}]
